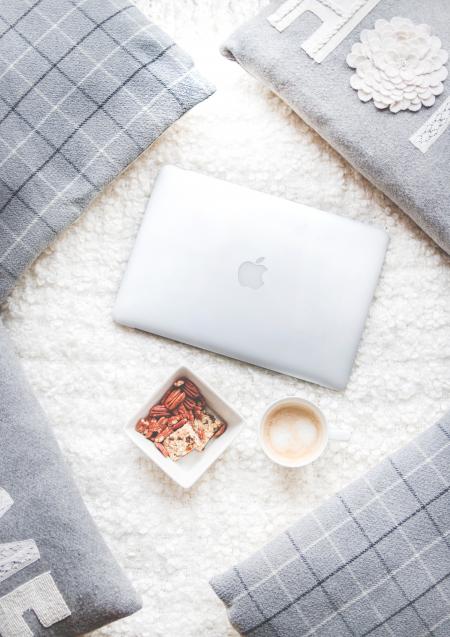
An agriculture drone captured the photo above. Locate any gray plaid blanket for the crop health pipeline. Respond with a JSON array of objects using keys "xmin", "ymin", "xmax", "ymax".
[
  {"xmin": 211, "ymin": 411, "xmax": 450, "ymax": 637},
  {"xmin": 0, "ymin": 0, "xmax": 213, "ymax": 303}
]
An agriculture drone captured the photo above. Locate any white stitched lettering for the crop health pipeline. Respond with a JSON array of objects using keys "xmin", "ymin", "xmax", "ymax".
[
  {"xmin": 0, "ymin": 573, "xmax": 71, "ymax": 637},
  {"xmin": 267, "ymin": 0, "xmax": 383, "ymax": 63},
  {"xmin": 0, "ymin": 489, "xmax": 71, "ymax": 635},
  {"xmin": 0, "ymin": 491, "xmax": 40, "ymax": 585}
]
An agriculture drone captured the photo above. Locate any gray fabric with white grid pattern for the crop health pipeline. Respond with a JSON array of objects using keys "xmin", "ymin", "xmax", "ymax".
[
  {"xmin": 0, "ymin": 0, "xmax": 214, "ymax": 303},
  {"xmin": 211, "ymin": 411, "xmax": 450, "ymax": 637}
]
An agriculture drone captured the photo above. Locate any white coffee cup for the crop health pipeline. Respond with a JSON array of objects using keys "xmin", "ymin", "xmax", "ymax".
[{"xmin": 259, "ymin": 397, "xmax": 350, "ymax": 468}]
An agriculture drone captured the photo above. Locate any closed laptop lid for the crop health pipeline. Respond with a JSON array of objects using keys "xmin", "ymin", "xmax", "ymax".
[{"xmin": 114, "ymin": 166, "xmax": 388, "ymax": 390}]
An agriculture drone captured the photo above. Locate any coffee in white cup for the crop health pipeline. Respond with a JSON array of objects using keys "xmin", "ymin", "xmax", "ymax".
[{"xmin": 260, "ymin": 398, "xmax": 349, "ymax": 467}]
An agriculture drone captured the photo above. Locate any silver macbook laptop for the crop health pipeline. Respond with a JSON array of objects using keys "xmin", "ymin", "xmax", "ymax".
[{"xmin": 114, "ymin": 166, "xmax": 388, "ymax": 390}]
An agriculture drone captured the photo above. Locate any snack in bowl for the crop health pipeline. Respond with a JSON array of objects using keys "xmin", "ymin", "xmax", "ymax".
[{"xmin": 135, "ymin": 377, "xmax": 227, "ymax": 461}]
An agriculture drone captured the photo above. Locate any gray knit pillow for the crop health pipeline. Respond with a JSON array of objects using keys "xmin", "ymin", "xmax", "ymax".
[
  {"xmin": 0, "ymin": 0, "xmax": 214, "ymax": 302},
  {"xmin": 0, "ymin": 322, "xmax": 142, "ymax": 636},
  {"xmin": 221, "ymin": 0, "xmax": 450, "ymax": 255}
]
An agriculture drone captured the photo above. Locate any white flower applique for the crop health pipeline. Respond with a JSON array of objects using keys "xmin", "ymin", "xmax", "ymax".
[{"xmin": 347, "ymin": 17, "xmax": 448, "ymax": 113}]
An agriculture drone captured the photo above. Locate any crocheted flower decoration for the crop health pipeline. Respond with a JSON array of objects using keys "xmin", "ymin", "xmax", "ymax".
[{"xmin": 347, "ymin": 17, "xmax": 448, "ymax": 113}]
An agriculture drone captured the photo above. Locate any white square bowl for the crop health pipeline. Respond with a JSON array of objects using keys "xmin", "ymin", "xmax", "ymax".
[{"xmin": 125, "ymin": 366, "xmax": 244, "ymax": 489}]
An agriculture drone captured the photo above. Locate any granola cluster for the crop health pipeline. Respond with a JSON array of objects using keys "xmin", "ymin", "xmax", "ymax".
[{"xmin": 136, "ymin": 377, "xmax": 227, "ymax": 461}]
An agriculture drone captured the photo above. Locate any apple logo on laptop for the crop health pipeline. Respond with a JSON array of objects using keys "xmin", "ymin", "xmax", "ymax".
[{"xmin": 238, "ymin": 257, "xmax": 267, "ymax": 290}]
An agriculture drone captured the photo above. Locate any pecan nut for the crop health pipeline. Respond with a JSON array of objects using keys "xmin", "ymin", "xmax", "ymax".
[
  {"xmin": 149, "ymin": 404, "xmax": 171, "ymax": 417},
  {"xmin": 213, "ymin": 423, "xmax": 227, "ymax": 438},
  {"xmin": 164, "ymin": 389, "xmax": 186, "ymax": 411},
  {"xmin": 155, "ymin": 442, "xmax": 169, "ymax": 457},
  {"xmin": 184, "ymin": 396, "xmax": 197, "ymax": 410},
  {"xmin": 182, "ymin": 378, "xmax": 201, "ymax": 398}
]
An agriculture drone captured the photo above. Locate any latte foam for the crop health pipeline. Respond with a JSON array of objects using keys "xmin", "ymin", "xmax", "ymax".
[{"xmin": 262, "ymin": 402, "xmax": 325, "ymax": 465}]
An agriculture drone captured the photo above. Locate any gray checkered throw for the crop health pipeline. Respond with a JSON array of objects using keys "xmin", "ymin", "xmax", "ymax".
[
  {"xmin": 211, "ymin": 411, "xmax": 450, "ymax": 637},
  {"xmin": 0, "ymin": 0, "xmax": 214, "ymax": 302}
]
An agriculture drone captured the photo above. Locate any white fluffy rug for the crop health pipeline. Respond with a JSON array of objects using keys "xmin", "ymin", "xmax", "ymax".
[{"xmin": 2, "ymin": 1, "xmax": 450, "ymax": 636}]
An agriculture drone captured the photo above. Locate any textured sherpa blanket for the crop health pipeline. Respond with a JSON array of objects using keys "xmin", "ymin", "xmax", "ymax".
[{"xmin": 1, "ymin": 0, "xmax": 449, "ymax": 636}]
